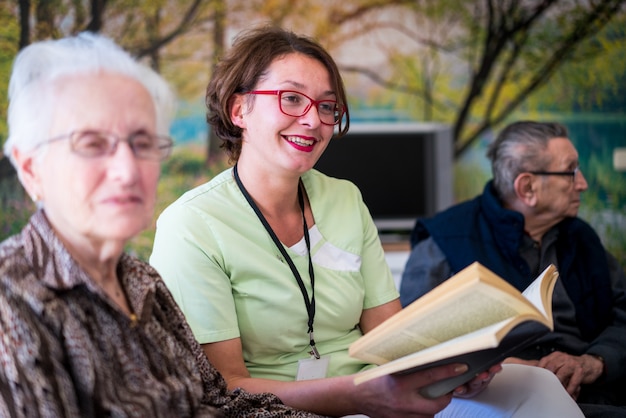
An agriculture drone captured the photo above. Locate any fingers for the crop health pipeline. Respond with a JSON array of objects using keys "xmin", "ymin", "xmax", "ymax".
[
  {"xmin": 579, "ymin": 354, "xmax": 605, "ymax": 384},
  {"xmin": 395, "ymin": 363, "xmax": 469, "ymax": 390},
  {"xmin": 538, "ymin": 352, "xmax": 583, "ymax": 398},
  {"xmin": 453, "ymin": 379, "xmax": 488, "ymax": 398},
  {"xmin": 487, "ymin": 364, "xmax": 503, "ymax": 375},
  {"xmin": 502, "ymin": 356, "xmax": 539, "ymax": 366},
  {"xmin": 564, "ymin": 366, "xmax": 583, "ymax": 399},
  {"xmin": 363, "ymin": 363, "xmax": 468, "ymax": 417},
  {"xmin": 453, "ymin": 364, "xmax": 502, "ymax": 398}
]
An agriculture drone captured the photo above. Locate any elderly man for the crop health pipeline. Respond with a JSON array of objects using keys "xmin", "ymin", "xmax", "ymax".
[{"xmin": 399, "ymin": 120, "xmax": 626, "ymax": 417}]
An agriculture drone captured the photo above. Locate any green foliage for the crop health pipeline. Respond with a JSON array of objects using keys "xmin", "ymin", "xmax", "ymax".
[
  {"xmin": 0, "ymin": 4, "xmax": 19, "ymax": 148},
  {"xmin": 574, "ymin": 153, "xmax": 625, "ymax": 271},
  {"xmin": 336, "ymin": 0, "xmax": 626, "ymax": 157},
  {"xmin": 527, "ymin": 14, "xmax": 626, "ymax": 112},
  {"xmin": 0, "ymin": 174, "xmax": 34, "ymax": 240},
  {"xmin": 579, "ymin": 208, "xmax": 626, "ymax": 273},
  {"xmin": 453, "ymin": 162, "xmax": 489, "ymax": 203},
  {"xmin": 585, "ymin": 152, "xmax": 625, "ymax": 211},
  {"xmin": 0, "ymin": 0, "xmax": 623, "ymax": 268}
]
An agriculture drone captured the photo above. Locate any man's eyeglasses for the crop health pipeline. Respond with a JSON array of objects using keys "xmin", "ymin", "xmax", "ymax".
[
  {"xmin": 37, "ymin": 130, "xmax": 174, "ymax": 161},
  {"xmin": 528, "ymin": 166, "xmax": 580, "ymax": 180},
  {"xmin": 246, "ymin": 90, "xmax": 345, "ymax": 126}
]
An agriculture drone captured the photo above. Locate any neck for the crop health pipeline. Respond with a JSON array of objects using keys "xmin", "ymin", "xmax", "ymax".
[
  {"xmin": 503, "ymin": 199, "xmax": 557, "ymax": 243},
  {"xmin": 234, "ymin": 163, "xmax": 311, "ymax": 247},
  {"xmin": 46, "ymin": 216, "xmax": 134, "ymax": 317},
  {"xmin": 234, "ymin": 163, "xmax": 302, "ymax": 218},
  {"xmin": 523, "ymin": 216, "xmax": 560, "ymax": 243}
]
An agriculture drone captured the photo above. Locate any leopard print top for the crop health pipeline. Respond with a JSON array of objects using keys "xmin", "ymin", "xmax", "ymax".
[{"xmin": 0, "ymin": 210, "xmax": 323, "ymax": 418}]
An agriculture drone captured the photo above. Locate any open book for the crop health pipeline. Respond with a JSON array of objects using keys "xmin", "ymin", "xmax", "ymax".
[{"xmin": 349, "ymin": 262, "xmax": 558, "ymax": 398}]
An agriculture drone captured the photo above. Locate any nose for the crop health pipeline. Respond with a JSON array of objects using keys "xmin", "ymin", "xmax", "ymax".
[
  {"xmin": 574, "ymin": 168, "xmax": 588, "ymax": 191},
  {"xmin": 298, "ymin": 104, "xmax": 322, "ymax": 128},
  {"xmin": 107, "ymin": 141, "xmax": 140, "ymax": 184}
]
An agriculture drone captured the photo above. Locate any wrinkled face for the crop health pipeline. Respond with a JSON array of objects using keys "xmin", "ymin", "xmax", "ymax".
[
  {"xmin": 232, "ymin": 52, "xmax": 337, "ymax": 176},
  {"xmin": 26, "ymin": 72, "xmax": 161, "ymax": 250},
  {"xmin": 531, "ymin": 137, "xmax": 588, "ymax": 221}
]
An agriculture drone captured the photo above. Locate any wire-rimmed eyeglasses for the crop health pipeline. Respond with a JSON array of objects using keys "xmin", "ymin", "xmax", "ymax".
[
  {"xmin": 246, "ymin": 90, "xmax": 345, "ymax": 126},
  {"xmin": 528, "ymin": 166, "xmax": 580, "ymax": 181},
  {"xmin": 36, "ymin": 130, "xmax": 174, "ymax": 161}
]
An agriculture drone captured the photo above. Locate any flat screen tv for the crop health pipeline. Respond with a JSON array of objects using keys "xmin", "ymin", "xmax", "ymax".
[{"xmin": 314, "ymin": 122, "xmax": 454, "ymax": 238}]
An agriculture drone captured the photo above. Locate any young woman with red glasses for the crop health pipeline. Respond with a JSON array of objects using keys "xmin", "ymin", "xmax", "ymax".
[{"xmin": 151, "ymin": 26, "xmax": 583, "ymax": 418}]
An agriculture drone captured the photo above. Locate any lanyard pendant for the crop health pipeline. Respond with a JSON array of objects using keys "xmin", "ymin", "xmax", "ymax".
[{"xmin": 309, "ymin": 331, "xmax": 321, "ymax": 359}]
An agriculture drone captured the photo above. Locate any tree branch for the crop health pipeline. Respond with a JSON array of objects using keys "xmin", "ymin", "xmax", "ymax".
[
  {"xmin": 132, "ymin": 0, "xmax": 204, "ymax": 59},
  {"xmin": 455, "ymin": 0, "xmax": 625, "ymax": 157},
  {"xmin": 339, "ymin": 64, "xmax": 450, "ymax": 114}
]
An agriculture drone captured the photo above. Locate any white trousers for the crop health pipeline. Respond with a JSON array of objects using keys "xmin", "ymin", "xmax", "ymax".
[
  {"xmin": 437, "ymin": 363, "xmax": 584, "ymax": 418},
  {"xmin": 344, "ymin": 364, "xmax": 583, "ymax": 418}
]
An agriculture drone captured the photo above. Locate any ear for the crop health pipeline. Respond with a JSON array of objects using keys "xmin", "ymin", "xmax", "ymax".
[
  {"xmin": 12, "ymin": 147, "xmax": 44, "ymax": 203},
  {"xmin": 513, "ymin": 173, "xmax": 537, "ymax": 206},
  {"xmin": 229, "ymin": 94, "xmax": 246, "ymax": 129}
]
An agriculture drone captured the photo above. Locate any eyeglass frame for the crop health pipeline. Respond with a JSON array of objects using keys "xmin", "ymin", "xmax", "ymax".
[
  {"xmin": 528, "ymin": 166, "xmax": 580, "ymax": 180},
  {"xmin": 34, "ymin": 130, "xmax": 174, "ymax": 161},
  {"xmin": 245, "ymin": 90, "xmax": 346, "ymax": 126}
]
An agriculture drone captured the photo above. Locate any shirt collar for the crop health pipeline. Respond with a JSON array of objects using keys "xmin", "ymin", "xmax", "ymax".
[{"xmin": 24, "ymin": 209, "xmax": 158, "ymax": 319}]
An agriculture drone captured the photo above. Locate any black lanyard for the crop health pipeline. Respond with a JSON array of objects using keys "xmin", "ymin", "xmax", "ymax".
[{"xmin": 233, "ymin": 164, "xmax": 320, "ymax": 359}]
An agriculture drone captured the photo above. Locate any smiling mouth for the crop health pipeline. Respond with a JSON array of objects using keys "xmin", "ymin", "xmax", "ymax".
[{"xmin": 285, "ymin": 135, "xmax": 315, "ymax": 146}]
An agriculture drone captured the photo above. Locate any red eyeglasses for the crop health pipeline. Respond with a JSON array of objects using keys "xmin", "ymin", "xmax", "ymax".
[{"xmin": 246, "ymin": 90, "xmax": 345, "ymax": 125}]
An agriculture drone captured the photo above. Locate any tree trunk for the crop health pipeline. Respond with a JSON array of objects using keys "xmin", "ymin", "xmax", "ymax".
[
  {"xmin": 207, "ymin": 0, "xmax": 226, "ymax": 166},
  {"xmin": 18, "ymin": 0, "xmax": 30, "ymax": 49}
]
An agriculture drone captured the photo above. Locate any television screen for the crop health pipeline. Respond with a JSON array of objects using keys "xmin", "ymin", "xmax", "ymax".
[{"xmin": 314, "ymin": 123, "xmax": 453, "ymax": 236}]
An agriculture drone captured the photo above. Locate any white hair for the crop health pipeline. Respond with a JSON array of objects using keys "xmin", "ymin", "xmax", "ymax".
[{"xmin": 3, "ymin": 32, "xmax": 177, "ymax": 166}]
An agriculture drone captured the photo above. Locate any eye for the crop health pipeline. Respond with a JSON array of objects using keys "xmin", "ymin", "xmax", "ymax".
[
  {"xmin": 318, "ymin": 101, "xmax": 337, "ymax": 115},
  {"xmin": 130, "ymin": 132, "xmax": 156, "ymax": 151},
  {"xmin": 74, "ymin": 131, "xmax": 110, "ymax": 155},
  {"xmin": 281, "ymin": 92, "xmax": 304, "ymax": 106}
]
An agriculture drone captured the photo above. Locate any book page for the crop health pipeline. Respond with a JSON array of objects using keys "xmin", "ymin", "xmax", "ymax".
[
  {"xmin": 353, "ymin": 263, "xmax": 532, "ymax": 348},
  {"xmin": 351, "ymin": 279, "xmax": 545, "ymax": 365},
  {"xmin": 353, "ymin": 317, "xmax": 551, "ymax": 387},
  {"xmin": 521, "ymin": 264, "xmax": 558, "ymax": 323},
  {"xmin": 352, "ymin": 319, "xmax": 513, "ymax": 384}
]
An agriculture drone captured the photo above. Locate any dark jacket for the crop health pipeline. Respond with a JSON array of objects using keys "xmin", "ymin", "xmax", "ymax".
[{"xmin": 411, "ymin": 181, "xmax": 613, "ymax": 341}]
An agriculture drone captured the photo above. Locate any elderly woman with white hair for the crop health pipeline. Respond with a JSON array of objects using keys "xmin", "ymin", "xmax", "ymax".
[{"xmin": 0, "ymin": 33, "xmax": 319, "ymax": 418}]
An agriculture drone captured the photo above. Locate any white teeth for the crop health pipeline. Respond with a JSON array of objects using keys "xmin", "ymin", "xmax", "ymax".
[{"xmin": 286, "ymin": 136, "xmax": 314, "ymax": 146}]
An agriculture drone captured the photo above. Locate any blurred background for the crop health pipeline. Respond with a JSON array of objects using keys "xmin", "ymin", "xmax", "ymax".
[{"xmin": 0, "ymin": 0, "xmax": 624, "ymax": 268}]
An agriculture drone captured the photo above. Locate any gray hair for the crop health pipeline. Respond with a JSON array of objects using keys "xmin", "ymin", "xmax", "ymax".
[
  {"xmin": 3, "ymin": 32, "xmax": 176, "ymax": 166},
  {"xmin": 487, "ymin": 121, "xmax": 569, "ymax": 200}
]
